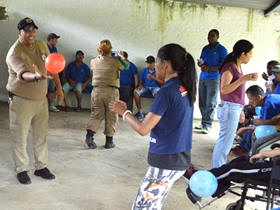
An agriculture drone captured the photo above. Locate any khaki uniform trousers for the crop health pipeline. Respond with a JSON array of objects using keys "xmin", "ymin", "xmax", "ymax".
[
  {"xmin": 87, "ymin": 87, "xmax": 119, "ymax": 137},
  {"xmin": 9, "ymin": 96, "xmax": 48, "ymax": 173}
]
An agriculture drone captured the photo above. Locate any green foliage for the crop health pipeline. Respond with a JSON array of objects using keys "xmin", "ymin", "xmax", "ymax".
[
  {"xmin": 247, "ymin": 9, "xmax": 254, "ymax": 32},
  {"xmin": 0, "ymin": 6, "xmax": 8, "ymax": 20}
]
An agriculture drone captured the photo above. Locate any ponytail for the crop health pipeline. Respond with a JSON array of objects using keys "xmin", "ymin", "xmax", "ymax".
[
  {"xmin": 220, "ymin": 52, "xmax": 235, "ymax": 71},
  {"xmin": 157, "ymin": 43, "xmax": 197, "ymax": 106},
  {"xmin": 178, "ymin": 53, "xmax": 196, "ymax": 106},
  {"xmin": 220, "ymin": 40, "xmax": 253, "ymax": 71}
]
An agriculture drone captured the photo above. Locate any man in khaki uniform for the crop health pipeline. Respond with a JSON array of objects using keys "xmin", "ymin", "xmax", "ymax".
[
  {"xmin": 85, "ymin": 40, "xmax": 126, "ymax": 149},
  {"xmin": 6, "ymin": 17, "xmax": 63, "ymax": 184}
]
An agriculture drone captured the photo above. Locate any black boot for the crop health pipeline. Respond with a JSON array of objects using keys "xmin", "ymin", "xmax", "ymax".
[
  {"xmin": 85, "ymin": 129, "xmax": 97, "ymax": 149},
  {"xmin": 104, "ymin": 136, "xmax": 115, "ymax": 149}
]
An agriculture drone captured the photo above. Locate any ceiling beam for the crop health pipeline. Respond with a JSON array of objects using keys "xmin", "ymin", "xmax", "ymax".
[
  {"xmin": 175, "ymin": 0, "xmax": 273, "ymax": 10},
  {"xmin": 264, "ymin": 0, "xmax": 280, "ymax": 16}
]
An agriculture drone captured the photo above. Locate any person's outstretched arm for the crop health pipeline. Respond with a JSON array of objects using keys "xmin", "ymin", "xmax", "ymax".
[
  {"xmin": 109, "ymin": 100, "xmax": 161, "ymax": 136},
  {"xmin": 249, "ymin": 148, "xmax": 280, "ymax": 164}
]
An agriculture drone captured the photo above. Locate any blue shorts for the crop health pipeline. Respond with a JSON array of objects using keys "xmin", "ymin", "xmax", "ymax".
[
  {"xmin": 135, "ymin": 87, "xmax": 160, "ymax": 98},
  {"xmin": 47, "ymin": 79, "xmax": 56, "ymax": 93},
  {"xmin": 63, "ymin": 82, "xmax": 83, "ymax": 93}
]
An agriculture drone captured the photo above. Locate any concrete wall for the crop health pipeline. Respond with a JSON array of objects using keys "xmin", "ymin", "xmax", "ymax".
[{"xmin": 0, "ymin": 0, "xmax": 280, "ymax": 118}]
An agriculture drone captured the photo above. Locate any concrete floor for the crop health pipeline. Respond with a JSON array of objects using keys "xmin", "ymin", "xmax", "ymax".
[{"xmin": 0, "ymin": 101, "xmax": 266, "ymax": 210}]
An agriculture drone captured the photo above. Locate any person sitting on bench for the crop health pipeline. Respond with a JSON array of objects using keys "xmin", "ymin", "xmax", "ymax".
[{"xmin": 134, "ymin": 56, "xmax": 164, "ymax": 119}]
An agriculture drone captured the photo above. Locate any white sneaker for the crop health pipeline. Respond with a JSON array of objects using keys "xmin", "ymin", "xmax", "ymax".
[
  {"xmin": 49, "ymin": 105, "xmax": 60, "ymax": 112},
  {"xmin": 233, "ymin": 135, "xmax": 242, "ymax": 144},
  {"xmin": 201, "ymin": 127, "xmax": 209, "ymax": 134},
  {"xmin": 194, "ymin": 124, "xmax": 203, "ymax": 130}
]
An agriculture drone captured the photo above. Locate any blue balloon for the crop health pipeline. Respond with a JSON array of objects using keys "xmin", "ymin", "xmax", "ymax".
[
  {"xmin": 255, "ymin": 106, "xmax": 262, "ymax": 116},
  {"xmin": 254, "ymin": 125, "xmax": 278, "ymax": 139},
  {"xmin": 189, "ymin": 170, "xmax": 218, "ymax": 197}
]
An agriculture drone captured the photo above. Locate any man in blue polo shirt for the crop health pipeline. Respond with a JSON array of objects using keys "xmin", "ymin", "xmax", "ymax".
[
  {"xmin": 134, "ymin": 56, "xmax": 164, "ymax": 119},
  {"xmin": 271, "ymin": 65, "xmax": 280, "ymax": 94},
  {"xmin": 232, "ymin": 85, "xmax": 280, "ymax": 155},
  {"xmin": 47, "ymin": 33, "xmax": 61, "ymax": 112},
  {"xmin": 120, "ymin": 51, "xmax": 138, "ymax": 112},
  {"xmin": 195, "ymin": 29, "xmax": 228, "ymax": 134},
  {"xmin": 248, "ymin": 85, "xmax": 280, "ymax": 128},
  {"xmin": 47, "ymin": 33, "xmax": 59, "ymax": 53},
  {"xmin": 63, "ymin": 50, "xmax": 92, "ymax": 111}
]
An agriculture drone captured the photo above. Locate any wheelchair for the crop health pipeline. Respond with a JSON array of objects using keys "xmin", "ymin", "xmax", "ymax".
[{"xmin": 187, "ymin": 133, "xmax": 280, "ymax": 210}]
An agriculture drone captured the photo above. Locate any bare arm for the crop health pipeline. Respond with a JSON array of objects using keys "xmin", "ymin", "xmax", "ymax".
[
  {"xmin": 153, "ymin": 76, "xmax": 164, "ymax": 86},
  {"xmin": 220, "ymin": 70, "xmax": 258, "ymax": 95},
  {"xmin": 148, "ymin": 74, "xmax": 164, "ymax": 86},
  {"xmin": 50, "ymin": 73, "xmax": 64, "ymax": 105},
  {"xmin": 236, "ymin": 126, "xmax": 255, "ymax": 136},
  {"xmin": 220, "ymin": 70, "xmax": 244, "ymax": 95},
  {"xmin": 22, "ymin": 64, "xmax": 64, "ymax": 104},
  {"xmin": 250, "ymin": 148, "xmax": 280, "ymax": 164},
  {"xmin": 265, "ymin": 82, "xmax": 273, "ymax": 94},
  {"xmin": 22, "ymin": 72, "xmax": 45, "ymax": 82},
  {"xmin": 201, "ymin": 65, "xmax": 220, "ymax": 72},
  {"xmin": 136, "ymin": 81, "xmax": 144, "ymax": 90},
  {"xmin": 134, "ymin": 74, "xmax": 139, "ymax": 88},
  {"xmin": 65, "ymin": 74, "xmax": 76, "ymax": 87},
  {"xmin": 108, "ymin": 100, "xmax": 161, "ymax": 136},
  {"xmin": 252, "ymin": 118, "xmax": 280, "ymax": 126},
  {"xmin": 125, "ymin": 112, "xmax": 161, "ymax": 136},
  {"xmin": 52, "ymin": 74, "xmax": 62, "ymax": 91},
  {"xmin": 262, "ymin": 72, "xmax": 268, "ymax": 81},
  {"xmin": 82, "ymin": 72, "xmax": 93, "ymax": 89},
  {"xmin": 197, "ymin": 59, "xmax": 219, "ymax": 72},
  {"xmin": 21, "ymin": 64, "xmax": 48, "ymax": 82},
  {"xmin": 117, "ymin": 51, "xmax": 127, "ymax": 70}
]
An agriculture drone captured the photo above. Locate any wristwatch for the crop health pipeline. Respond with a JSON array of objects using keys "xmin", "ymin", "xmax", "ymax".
[{"xmin": 34, "ymin": 75, "xmax": 40, "ymax": 82}]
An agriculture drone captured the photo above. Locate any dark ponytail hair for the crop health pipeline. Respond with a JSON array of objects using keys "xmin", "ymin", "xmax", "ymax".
[
  {"xmin": 157, "ymin": 43, "xmax": 197, "ymax": 106},
  {"xmin": 220, "ymin": 39, "xmax": 253, "ymax": 71}
]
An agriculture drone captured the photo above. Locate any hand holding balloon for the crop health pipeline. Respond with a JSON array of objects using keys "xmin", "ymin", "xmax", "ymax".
[{"xmin": 33, "ymin": 64, "xmax": 50, "ymax": 80}]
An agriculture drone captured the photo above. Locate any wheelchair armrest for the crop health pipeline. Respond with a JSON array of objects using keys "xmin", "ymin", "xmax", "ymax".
[
  {"xmin": 271, "ymin": 155, "xmax": 280, "ymax": 185},
  {"xmin": 250, "ymin": 133, "xmax": 280, "ymax": 155},
  {"xmin": 271, "ymin": 143, "xmax": 280, "ymax": 150}
]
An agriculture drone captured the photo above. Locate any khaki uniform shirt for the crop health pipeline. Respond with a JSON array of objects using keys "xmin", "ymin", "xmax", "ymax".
[
  {"xmin": 91, "ymin": 55, "xmax": 124, "ymax": 88},
  {"xmin": 6, "ymin": 39, "xmax": 49, "ymax": 100}
]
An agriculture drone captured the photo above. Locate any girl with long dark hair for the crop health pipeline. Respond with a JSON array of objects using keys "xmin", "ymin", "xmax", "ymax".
[
  {"xmin": 109, "ymin": 43, "xmax": 196, "ymax": 209},
  {"xmin": 211, "ymin": 40, "xmax": 258, "ymax": 169}
]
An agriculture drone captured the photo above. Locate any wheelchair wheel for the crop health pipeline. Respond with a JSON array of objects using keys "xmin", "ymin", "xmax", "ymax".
[{"xmin": 226, "ymin": 202, "xmax": 243, "ymax": 210}]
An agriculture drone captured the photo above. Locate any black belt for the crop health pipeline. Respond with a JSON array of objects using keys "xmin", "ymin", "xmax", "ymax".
[
  {"xmin": 8, "ymin": 91, "xmax": 16, "ymax": 100},
  {"xmin": 92, "ymin": 85, "xmax": 119, "ymax": 89}
]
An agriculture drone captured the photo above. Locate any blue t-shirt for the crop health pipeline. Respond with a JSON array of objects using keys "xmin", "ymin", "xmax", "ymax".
[
  {"xmin": 120, "ymin": 62, "xmax": 138, "ymax": 86},
  {"xmin": 260, "ymin": 94, "xmax": 280, "ymax": 120},
  {"xmin": 140, "ymin": 68, "xmax": 159, "ymax": 88},
  {"xmin": 274, "ymin": 83, "xmax": 280, "ymax": 94},
  {"xmin": 47, "ymin": 45, "xmax": 58, "ymax": 53},
  {"xmin": 149, "ymin": 77, "xmax": 193, "ymax": 154},
  {"xmin": 65, "ymin": 61, "xmax": 91, "ymax": 83},
  {"xmin": 200, "ymin": 42, "xmax": 228, "ymax": 80}
]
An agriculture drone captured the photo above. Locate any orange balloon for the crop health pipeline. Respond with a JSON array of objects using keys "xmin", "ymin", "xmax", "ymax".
[{"xmin": 45, "ymin": 53, "xmax": 66, "ymax": 74}]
